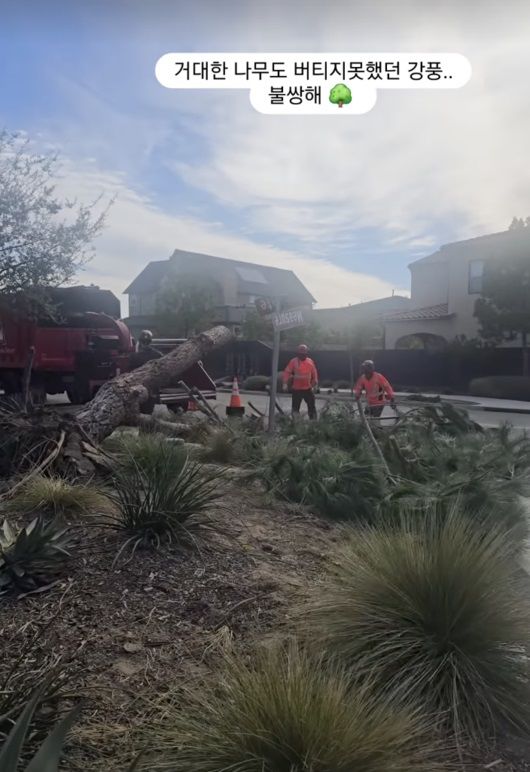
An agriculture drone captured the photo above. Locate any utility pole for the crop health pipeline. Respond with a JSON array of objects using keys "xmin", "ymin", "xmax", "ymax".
[{"xmin": 268, "ymin": 297, "xmax": 281, "ymax": 433}]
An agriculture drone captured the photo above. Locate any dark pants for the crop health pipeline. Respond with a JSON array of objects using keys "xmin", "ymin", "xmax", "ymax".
[
  {"xmin": 292, "ymin": 389, "xmax": 317, "ymax": 419},
  {"xmin": 365, "ymin": 404, "xmax": 384, "ymax": 418}
]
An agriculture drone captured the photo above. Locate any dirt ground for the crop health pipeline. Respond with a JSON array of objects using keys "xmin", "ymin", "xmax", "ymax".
[
  {"xmin": 0, "ymin": 483, "xmax": 335, "ymax": 770},
  {"xmin": 1, "ymin": 480, "xmax": 528, "ymax": 771}
]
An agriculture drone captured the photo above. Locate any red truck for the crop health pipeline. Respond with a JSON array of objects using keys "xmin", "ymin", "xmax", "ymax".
[{"xmin": 0, "ymin": 287, "xmax": 217, "ymax": 412}]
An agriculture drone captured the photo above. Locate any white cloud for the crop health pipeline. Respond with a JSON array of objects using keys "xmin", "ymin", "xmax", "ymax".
[
  {"xmin": 56, "ymin": 160, "xmax": 407, "ymax": 312},
  {"xmin": 164, "ymin": 0, "xmax": 530, "ymax": 249}
]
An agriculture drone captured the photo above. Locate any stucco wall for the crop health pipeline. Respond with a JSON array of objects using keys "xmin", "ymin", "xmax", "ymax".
[
  {"xmin": 384, "ymin": 318, "xmax": 455, "ymax": 350},
  {"xmin": 410, "ymin": 261, "xmax": 449, "ymax": 307}
]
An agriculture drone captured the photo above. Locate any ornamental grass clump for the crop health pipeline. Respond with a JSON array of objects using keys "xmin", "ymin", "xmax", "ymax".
[
  {"xmin": 137, "ymin": 645, "xmax": 447, "ymax": 772},
  {"xmin": 304, "ymin": 506, "xmax": 530, "ymax": 746},
  {"xmin": 7, "ymin": 475, "xmax": 111, "ymax": 520}
]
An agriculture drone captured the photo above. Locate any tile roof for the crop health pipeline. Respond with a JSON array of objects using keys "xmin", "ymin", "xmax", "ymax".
[{"xmin": 384, "ymin": 303, "xmax": 452, "ymax": 322}]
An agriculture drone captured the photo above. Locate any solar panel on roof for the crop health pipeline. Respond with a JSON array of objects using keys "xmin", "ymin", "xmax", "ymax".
[{"xmin": 235, "ymin": 267, "xmax": 268, "ymax": 284}]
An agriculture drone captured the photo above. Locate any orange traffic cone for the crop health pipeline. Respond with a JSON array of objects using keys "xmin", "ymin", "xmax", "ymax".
[{"xmin": 226, "ymin": 376, "xmax": 245, "ymax": 416}]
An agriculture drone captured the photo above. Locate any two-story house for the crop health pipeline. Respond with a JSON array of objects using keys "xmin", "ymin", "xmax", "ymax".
[
  {"xmin": 124, "ymin": 248, "xmax": 316, "ymax": 337},
  {"xmin": 384, "ymin": 228, "xmax": 530, "ymax": 350}
]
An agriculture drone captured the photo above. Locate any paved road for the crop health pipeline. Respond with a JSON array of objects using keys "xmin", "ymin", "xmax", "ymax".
[
  {"xmin": 214, "ymin": 391, "xmax": 530, "ymax": 432},
  {"xmin": 47, "ymin": 390, "xmax": 530, "ymax": 432}
]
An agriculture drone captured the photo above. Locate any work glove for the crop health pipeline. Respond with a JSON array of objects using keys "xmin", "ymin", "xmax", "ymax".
[{"xmin": 390, "ymin": 399, "xmax": 397, "ymax": 409}]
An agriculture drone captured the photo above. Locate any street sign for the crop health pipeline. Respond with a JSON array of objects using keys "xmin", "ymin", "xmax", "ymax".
[{"xmin": 271, "ymin": 308, "xmax": 305, "ymax": 331}]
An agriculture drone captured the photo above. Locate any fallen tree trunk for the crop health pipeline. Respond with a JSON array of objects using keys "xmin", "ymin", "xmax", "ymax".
[{"xmin": 77, "ymin": 326, "xmax": 233, "ymax": 443}]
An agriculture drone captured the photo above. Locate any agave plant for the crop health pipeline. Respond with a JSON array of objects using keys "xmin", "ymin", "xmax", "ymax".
[
  {"xmin": 0, "ymin": 517, "xmax": 73, "ymax": 594},
  {"xmin": 136, "ymin": 645, "xmax": 447, "ymax": 772},
  {"xmin": 304, "ymin": 506, "xmax": 530, "ymax": 745},
  {"xmin": 0, "ymin": 680, "xmax": 80, "ymax": 771}
]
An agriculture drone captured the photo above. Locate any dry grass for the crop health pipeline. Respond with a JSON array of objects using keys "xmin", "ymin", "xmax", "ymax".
[
  {"xmin": 303, "ymin": 506, "xmax": 530, "ymax": 746},
  {"xmin": 6, "ymin": 475, "xmax": 112, "ymax": 520},
  {"xmin": 134, "ymin": 644, "xmax": 448, "ymax": 772}
]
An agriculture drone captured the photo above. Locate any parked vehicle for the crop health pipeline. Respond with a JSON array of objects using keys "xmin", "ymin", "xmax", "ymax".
[
  {"xmin": 150, "ymin": 338, "xmax": 217, "ymax": 414},
  {"xmin": 0, "ymin": 289, "xmax": 217, "ymax": 410},
  {"xmin": 0, "ymin": 287, "xmax": 134, "ymax": 403}
]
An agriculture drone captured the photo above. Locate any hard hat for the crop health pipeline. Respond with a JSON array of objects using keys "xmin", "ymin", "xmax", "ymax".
[
  {"xmin": 139, "ymin": 329, "xmax": 153, "ymax": 344},
  {"xmin": 362, "ymin": 359, "xmax": 375, "ymax": 368},
  {"xmin": 297, "ymin": 344, "xmax": 309, "ymax": 354}
]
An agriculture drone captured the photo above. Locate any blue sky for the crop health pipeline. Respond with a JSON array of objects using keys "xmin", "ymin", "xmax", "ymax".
[{"xmin": 1, "ymin": 0, "xmax": 529, "ymax": 309}]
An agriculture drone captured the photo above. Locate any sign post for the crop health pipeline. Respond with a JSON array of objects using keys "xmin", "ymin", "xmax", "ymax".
[
  {"xmin": 267, "ymin": 299, "xmax": 281, "ymax": 433},
  {"xmin": 267, "ymin": 305, "xmax": 306, "ymax": 433}
]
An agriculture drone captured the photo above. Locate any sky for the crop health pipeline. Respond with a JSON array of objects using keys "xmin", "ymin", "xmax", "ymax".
[{"xmin": 1, "ymin": 0, "xmax": 529, "ymax": 312}]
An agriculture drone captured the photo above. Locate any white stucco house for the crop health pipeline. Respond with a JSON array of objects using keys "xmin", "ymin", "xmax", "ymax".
[{"xmin": 384, "ymin": 227, "xmax": 530, "ymax": 350}]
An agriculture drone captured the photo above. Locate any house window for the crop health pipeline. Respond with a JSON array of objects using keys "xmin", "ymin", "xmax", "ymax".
[
  {"xmin": 468, "ymin": 260, "xmax": 484, "ymax": 294},
  {"xmin": 235, "ymin": 267, "xmax": 268, "ymax": 284}
]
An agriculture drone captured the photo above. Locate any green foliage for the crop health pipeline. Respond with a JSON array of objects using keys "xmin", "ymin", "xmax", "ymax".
[
  {"xmin": 109, "ymin": 435, "xmax": 226, "ymax": 557},
  {"xmin": 305, "ymin": 508, "xmax": 530, "ymax": 744},
  {"xmin": 381, "ymin": 422, "xmax": 530, "ymax": 547},
  {"xmin": 242, "ymin": 375, "xmax": 270, "ymax": 391},
  {"xmin": 474, "ymin": 249, "xmax": 530, "ymax": 373},
  {"xmin": 7, "ymin": 475, "xmax": 110, "ymax": 519},
  {"xmin": 279, "ymin": 402, "xmax": 364, "ymax": 451},
  {"xmin": 258, "ymin": 441, "xmax": 384, "ymax": 521},
  {"xmin": 0, "ymin": 680, "xmax": 80, "ymax": 772},
  {"xmin": 240, "ymin": 309, "xmax": 272, "ymax": 342},
  {"xmin": 329, "ymin": 83, "xmax": 353, "ymax": 106},
  {"xmin": 198, "ymin": 428, "xmax": 237, "ymax": 464},
  {"xmin": 0, "ymin": 130, "xmax": 108, "ymax": 310},
  {"xmin": 157, "ymin": 275, "xmax": 220, "ymax": 337},
  {"xmin": 138, "ymin": 645, "xmax": 446, "ymax": 772},
  {"xmin": 0, "ymin": 517, "xmax": 72, "ymax": 594}
]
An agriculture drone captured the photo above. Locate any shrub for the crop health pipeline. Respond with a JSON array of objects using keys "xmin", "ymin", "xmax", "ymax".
[
  {"xmin": 280, "ymin": 402, "xmax": 365, "ymax": 451},
  {"xmin": 258, "ymin": 442, "xmax": 385, "ymax": 521},
  {"xmin": 198, "ymin": 429, "xmax": 237, "ymax": 465},
  {"xmin": 109, "ymin": 435, "xmax": 226, "ymax": 558},
  {"xmin": 381, "ymin": 425, "xmax": 530, "ymax": 548},
  {"xmin": 304, "ymin": 508, "xmax": 530, "ymax": 745},
  {"xmin": 138, "ymin": 645, "xmax": 446, "ymax": 772},
  {"xmin": 242, "ymin": 375, "xmax": 269, "ymax": 391},
  {"xmin": 7, "ymin": 475, "xmax": 110, "ymax": 520},
  {"xmin": 0, "ymin": 517, "xmax": 73, "ymax": 594},
  {"xmin": 469, "ymin": 375, "xmax": 530, "ymax": 401}
]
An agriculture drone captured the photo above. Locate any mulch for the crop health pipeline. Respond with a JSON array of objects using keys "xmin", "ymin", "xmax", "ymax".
[
  {"xmin": 0, "ymin": 485, "xmax": 334, "ymax": 770},
  {"xmin": 0, "ymin": 481, "xmax": 528, "ymax": 770}
]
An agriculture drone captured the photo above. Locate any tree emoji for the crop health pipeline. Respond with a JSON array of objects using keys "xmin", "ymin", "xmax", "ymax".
[{"xmin": 329, "ymin": 83, "xmax": 352, "ymax": 108}]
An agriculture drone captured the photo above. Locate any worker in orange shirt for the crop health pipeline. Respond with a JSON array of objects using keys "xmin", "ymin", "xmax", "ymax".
[
  {"xmin": 354, "ymin": 359, "xmax": 395, "ymax": 418},
  {"xmin": 282, "ymin": 344, "xmax": 319, "ymax": 419}
]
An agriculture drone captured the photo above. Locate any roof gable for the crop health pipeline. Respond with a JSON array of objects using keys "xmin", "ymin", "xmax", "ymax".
[{"xmin": 125, "ymin": 248, "xmax": 316, "ymax": 304}]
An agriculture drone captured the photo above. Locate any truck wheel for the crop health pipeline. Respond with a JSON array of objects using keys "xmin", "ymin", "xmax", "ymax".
[{"xmin": 67, "ymin": 386, "xmax": 91, "ymax": 405}]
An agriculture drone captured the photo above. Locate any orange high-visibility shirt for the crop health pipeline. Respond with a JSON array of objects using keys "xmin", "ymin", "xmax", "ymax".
[
  {"xmin": 283, "ymin": 357, "xmax": 318, "ymax": 391},
  {"xmin": 354, "ymin": 372, "xmax": 394, "ymax": 406}
]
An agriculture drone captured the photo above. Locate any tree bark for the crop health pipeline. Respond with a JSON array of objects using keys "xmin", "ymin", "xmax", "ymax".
[{"xmin": 76, "ymin": 326, "xmax": 233, "ymax": 443}]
